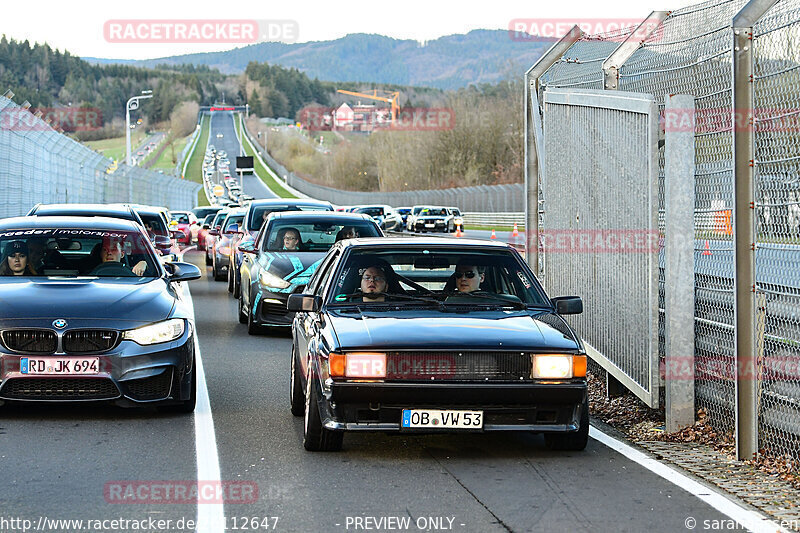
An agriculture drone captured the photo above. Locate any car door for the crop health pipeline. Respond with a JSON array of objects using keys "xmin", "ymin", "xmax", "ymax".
[
  {"xmin": 295, "ymin": 251, "xmax": 340, "ymax": 379},
  {"xmin": 241, "ymin": 224, "xmax": 268, "ymax": 311}
]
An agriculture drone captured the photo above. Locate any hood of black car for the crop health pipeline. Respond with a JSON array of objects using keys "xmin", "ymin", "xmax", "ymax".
[
  {"xmin": 0, "ymin": 277, "xmax": 174, "ymax": 323},
  {"xmin": 328, "ymin": 309, "xmax": 581, "ymax": 352}
]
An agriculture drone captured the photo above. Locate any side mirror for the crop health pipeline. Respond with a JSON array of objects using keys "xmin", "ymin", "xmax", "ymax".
[
  {"xmin": 225, "ymin": 223, "xmax": 239, "ymax": 234},
  {"xmin": 166, "ymin": 261, "xmax": 202, "ymax": 282},
  {"xmin": 551, "ymin": 296, "xmax": 583, "ymax": 315},
  {"xmin": 153, "ymin": 235, "xmax": 172, "ymax": 250},
  {"xmin": 287, "ymin": 294, "xmax": 321, "ymax": 312},
  {"xmin": 202, "ymin": 224, "xmax": 210, "ymax": 230},
  {"xmin": 238, "ymin": 241, "xmax": 257, "ymax": 254},
  {"xmin": 170, "ymin": 230, "xmax": 183, "ymax": 239},
  {"xmin": 208, "ymin": 228, "xmax": 220, "ymax": 236}
]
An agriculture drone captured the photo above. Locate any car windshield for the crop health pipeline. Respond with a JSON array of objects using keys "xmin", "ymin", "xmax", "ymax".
[
  {"xmin": 139, "ymin": 214, "xmax": 168, "ymax": 236},
  {"xmin": 328, "ymin": 248, "xmax": 551, "ymax": 307},
  {"xmin": 211, "ymin": 211, "xmax": 228, "ymax": 228},
  {"xmin": 420, "ymin": 207, "xmax": 447, "ymax": 216},
  {"xmin": 248, "ymin": 204, "xmax": 332, "ymax": 232},
  {"xmin": 0, "ymin": 229, "xmax": 160, "ymax": 278},
  {"xmin": 264, "ymin": 220, "xmax": 380, "ymax": 252},
  {"xmin": 173, "ymin": 214, "xmax": 190, "ymax": 224},
  {"xmin": 356, "ymin": 207, "xmax": 384, "ymax": 217},
  {"xmin": 223, "ymin": 215, "xmax": 244, "ymax": 232}
]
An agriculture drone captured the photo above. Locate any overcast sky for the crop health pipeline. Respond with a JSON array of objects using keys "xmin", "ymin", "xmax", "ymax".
[{"xmin": 1, "ymin": 0, "xmax": 698, "ymax": 60}]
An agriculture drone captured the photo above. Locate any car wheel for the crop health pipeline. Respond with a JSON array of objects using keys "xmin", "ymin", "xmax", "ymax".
[
  {"xmin": 238, "ymin": 293, "xmax": 247, "ymax": 324},
  {"xmin": 544, "ymin": 396, "xmax": 589, "ymax": 451},
  {"xmin": 247, "ymin": 302, "xmax": 261, "ymax": 335},
  {"xmin": 158, "ymin": 364, "xmax": 196, "ymax": 414},
  {"xmin": 213, "ymin": 259, "xmax": 225, "ymax": 282},
  {"xmin": 227, "ymin": 265, "xmax": 234, "ymax": 293},
  {"xmin": 290, "ymin": 346, "xmax": 304, "ymax": 416},
  {"xmin": 303, "ymin": 369, "xmax": 342, "ymax": 451},
  {"xmin": 205, "ymin": 250, "xmax": 211, "ymax": 266},
  {"xmin": 232, "ymin": 271, "xmax": 240, "ymax": 299}
]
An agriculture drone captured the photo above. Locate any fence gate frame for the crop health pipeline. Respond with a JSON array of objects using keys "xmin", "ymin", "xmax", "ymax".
[{"xmin": 540, "ymin": 87, "xmax": 661, "ymax": 408}]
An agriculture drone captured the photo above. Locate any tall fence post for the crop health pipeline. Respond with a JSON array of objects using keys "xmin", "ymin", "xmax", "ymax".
[
  {"xmin": 602, "ymin": 12, "xmax": 669, "ymax": 91},
  {"xmin": 664, "ymin": 94, "xmax": 696, "ymax": 432},
  {"xmin": 731, "ymin": 0, "xmax": 777, "ymax": 461},
  {"xmin": 524, "ymin": 25, "xmax": 583, "ymax": 275}
]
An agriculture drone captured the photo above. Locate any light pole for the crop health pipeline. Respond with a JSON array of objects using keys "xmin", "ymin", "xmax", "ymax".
[{"xmin": 125, "ymin": 90, "xmax": 153, "ymax": 167}]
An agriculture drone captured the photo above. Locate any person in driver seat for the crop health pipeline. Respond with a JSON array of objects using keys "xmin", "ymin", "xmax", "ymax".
[
  {"xmin": 454, "ymin": 262, "xmax": 485, "ymax": 293},
  {"xmin": 93, "ymin": 236, "xmax": 147, "ymax": 276}
]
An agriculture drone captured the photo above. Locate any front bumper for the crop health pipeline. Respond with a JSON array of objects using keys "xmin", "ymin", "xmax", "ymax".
[
  {"xmin": 317, "ymin": 380, "xmax": 587, "ymax": 432},
  {"xmin": 252, "ymin": 290, "xmax": 294, "ymax": 326},
  {"xmin": 414, "ymin": 220, "xmax": 447, "ymax": 231},
  {"xmin": 0, "ymin": 327, "xmax": 195, "ymax": 407}
]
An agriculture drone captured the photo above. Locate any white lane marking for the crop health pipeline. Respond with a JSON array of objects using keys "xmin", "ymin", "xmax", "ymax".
[
  {"xmin": 589, "ymin": 426, "xmax": 790, "ymax": 533},
  {"xmin": 183, "ymin": 285, "xmax": 225, "ymax": 533}
]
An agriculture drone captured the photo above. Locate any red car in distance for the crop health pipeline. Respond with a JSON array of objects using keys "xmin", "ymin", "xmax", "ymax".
[
  {"xmin": 170, "ymin": 211, "xmax": 198, "ymax": 245},
  {"xmin": 196, "ymin": 213, "xmax": 217, "ymax": 251}
]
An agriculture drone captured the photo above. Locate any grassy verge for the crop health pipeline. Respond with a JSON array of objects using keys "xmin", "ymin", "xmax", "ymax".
[
  {"xmin": 149, "ymin": 133, "xmax": 193, "ymax": 171},
  {"xmin": 184, "ymin": 115, "xmax": 210, "ymax": 206},
  {"xmin": 464, "ymin": 224, "xmax": 521, "ymax": 232},
  {"xmin": 238, "ymin": 115, "xmax": 297, "ymax": 199},
  {"xmin": 84, "ymin": 130, "xmax": 146, "ymax": 161}
]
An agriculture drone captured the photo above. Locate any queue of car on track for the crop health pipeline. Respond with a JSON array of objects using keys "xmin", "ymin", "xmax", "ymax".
[{"xmin": 0, "ymin": 199, "xmax": 589, "ymax": 454}]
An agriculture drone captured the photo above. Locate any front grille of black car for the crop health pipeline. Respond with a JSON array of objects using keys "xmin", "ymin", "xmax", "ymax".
[
  {"xmin": 1, "ymin": 330, "xmax": 57, "ymax": 354},
  {"xmin": 0, "ymin": 378, "xmax": 119, "ymax": 400},
  {"xmin": 124, "ymin": 369, "xmax": 173, "ymax": 401},
  {"xmin": 63, "ymin": 330, "xmax": 119, "ymax": 354},
  {"xmin": 385, "ymin": 352, "xmax": 532, "ymax": 381}
]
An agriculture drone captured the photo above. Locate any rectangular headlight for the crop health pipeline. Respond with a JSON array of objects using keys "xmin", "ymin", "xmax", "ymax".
[
  {"xmin": 329, "ymin": 352, "xmax": 386, "ymax": 378},
  {"xmin": 122, "ymin": 319, "xmax": 185, "ymax": 345},
  {"xmin": 531, "ymin": 354, "xmax": 573, "ymax": 379},
  {"xmin": 260, "ymin": 270, "xmax": 291, "ymax": 289}
]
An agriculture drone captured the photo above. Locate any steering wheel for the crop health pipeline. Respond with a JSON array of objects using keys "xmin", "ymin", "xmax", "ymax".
[{"xmin": 89, "ymin": 262, "xmax": 135, "ymax": 277}]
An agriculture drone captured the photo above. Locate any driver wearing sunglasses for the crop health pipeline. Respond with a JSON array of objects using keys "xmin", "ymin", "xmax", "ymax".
[{"xmin": 454, "ymin": 263, "xmax": 485, "ymax": 293}]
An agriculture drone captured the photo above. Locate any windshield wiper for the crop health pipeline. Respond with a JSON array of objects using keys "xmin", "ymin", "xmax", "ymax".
[
  {"xmin": 332, "ymin": 292, "xmax": 445, "ymax": 309},
  {"xmin": 444, "ymin": 292, "xmax": 529, "ymax": 310}
]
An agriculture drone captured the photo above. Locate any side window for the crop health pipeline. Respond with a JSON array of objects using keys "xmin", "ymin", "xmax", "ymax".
[{"xmin": 310, "ymin": 252, "xmax": 340, "ymax": 297}]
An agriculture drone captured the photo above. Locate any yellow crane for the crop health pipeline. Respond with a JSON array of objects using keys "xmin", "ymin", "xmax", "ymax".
[{"xmin": 336, "ymin": 89, "xmax": 400, "ymax": 125}]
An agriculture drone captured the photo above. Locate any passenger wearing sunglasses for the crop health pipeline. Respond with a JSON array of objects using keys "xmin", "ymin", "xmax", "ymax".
[
  {"xmin": 454, "ymin": 263, "xmax": 485, "ymax": 293},
  {"xmin": 360, "ymin": 266, "xmax": 388, "ymax": 301}
]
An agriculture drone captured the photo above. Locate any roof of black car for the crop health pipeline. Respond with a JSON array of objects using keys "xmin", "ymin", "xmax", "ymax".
[
  {"xmin": 246, "ymin": 198, "xmax": 333, "ymax": 209},
  {"xmin": 268, "ymin": 211, "xmax": 373, "ymax": 221},
  {"xmin": 30, "ymin": 203, "xmax": 137, "ymax": 218},
  {"xmin": 337, "ymin": 236, "xmax": 516, "ymax": 249},
  {"xmin": 0, "ymin": 215, "xmax": 142, "ymax": 232}
]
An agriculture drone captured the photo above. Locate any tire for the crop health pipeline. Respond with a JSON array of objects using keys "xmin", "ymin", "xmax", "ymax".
[
  {"xmin": 227, "ymin": 265, "xmax": 234, "ymax": 293},
  {"xmin": 158, "ymin": 364, "xmax": 196, "ymax": 414},
  {"xmin": 205, "ymin": 251, "xmax": 211, "ymax": 266},
  {"xmin": 247, "ymin": 300, "xmax": 261, "ymax": 335},
  {"xmin": 544, "ymin": 396, "xmax": 589, "ymax": 451},
  {"xmin": 238, "ymin": 293, "xmax": 247, "ymax": 324},
  {"xmin": 232, "ymin": 269, "xmax": 241, "ymax": 299},
  {"xmin": 213, "ymin": 258, "xmax": 226, "ymax": 281},
  {"xmin": 290, "ymin": 346, "xmax": 304, "ymax": 416},
  {"xmin": 303, "ymin": 369, "xmax": 342, "ymax": 451}
]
